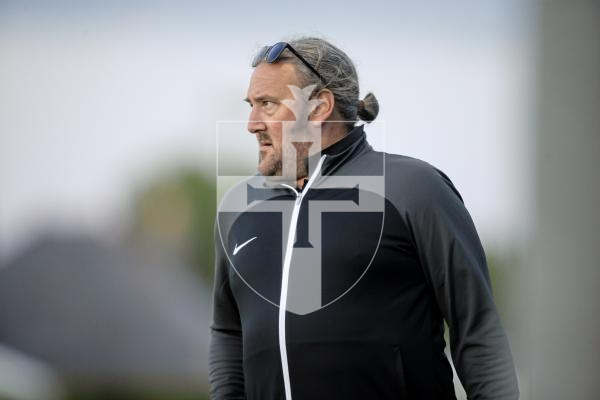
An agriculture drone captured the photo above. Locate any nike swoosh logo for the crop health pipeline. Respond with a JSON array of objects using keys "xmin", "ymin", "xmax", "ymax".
[{"xmin": 233, "ymin": 236, "xmax": 258, "ymax": 255}]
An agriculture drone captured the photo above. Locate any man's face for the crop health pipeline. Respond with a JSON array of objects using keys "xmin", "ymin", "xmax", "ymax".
[{"xmin": 245, "ymin": 62, "xmax": 301, "ymax": 178}]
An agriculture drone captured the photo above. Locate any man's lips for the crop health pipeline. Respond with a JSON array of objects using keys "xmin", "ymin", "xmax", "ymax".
[{"xmin": 259, "ymin": 142, "xmax": 272, "ymax": 150}]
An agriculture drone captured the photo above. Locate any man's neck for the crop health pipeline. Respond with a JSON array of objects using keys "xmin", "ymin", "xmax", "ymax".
[
  {"xmin": 297, "ymin": 176, "xmax": 308, "ymax": 190},
  {"xmin": 320, "ymin": 121, "xmax": 349, "ymax": 150},
  {"xmin": 296, "ymin": 122, "xmax": 349, "ymax": 190}
]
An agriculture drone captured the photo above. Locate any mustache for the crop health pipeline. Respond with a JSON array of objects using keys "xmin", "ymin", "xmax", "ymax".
[{"xmin": 257, "ymin": 132, "xmax": 271, "ymax": 143}]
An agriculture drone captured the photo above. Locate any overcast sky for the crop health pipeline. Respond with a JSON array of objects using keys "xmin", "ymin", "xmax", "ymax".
[{"xmin": 0, "ymin": 1, "xmax": 535, "ymax": 261}]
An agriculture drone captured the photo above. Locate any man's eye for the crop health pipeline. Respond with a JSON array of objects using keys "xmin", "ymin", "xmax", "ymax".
[{"xmin": 263, "ymin": 101, "xmax": 276, "ymax": 108}]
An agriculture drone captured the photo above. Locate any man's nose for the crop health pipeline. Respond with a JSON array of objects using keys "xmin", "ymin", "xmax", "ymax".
[{"xmin": 247, "ymin": 109, "xmax": 267, "ymax": 134}]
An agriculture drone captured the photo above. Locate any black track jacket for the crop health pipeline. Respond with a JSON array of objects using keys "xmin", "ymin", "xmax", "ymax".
[{"xmin": 209, "ymin": 125, "xmax": 519, "ymax": 399}]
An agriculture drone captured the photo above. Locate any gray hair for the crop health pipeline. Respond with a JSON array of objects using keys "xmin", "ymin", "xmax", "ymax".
[{"xmin": 254, "ymin": 37, "xmax": 379, "ymax": 128}]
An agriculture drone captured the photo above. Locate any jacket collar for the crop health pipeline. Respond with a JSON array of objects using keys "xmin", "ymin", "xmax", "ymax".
[
  {"xmin": 322, "ymin": 123, "xmax": 366, "ymax": 156},
  {"xmin": 305, "ymin": 123, "xmax": 370, "ymax": 178}
]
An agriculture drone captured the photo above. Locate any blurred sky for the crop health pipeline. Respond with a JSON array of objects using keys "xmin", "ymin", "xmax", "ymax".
[{"xmin": 0, "ymin": 0, "xmax": 535, "ymax": 261}]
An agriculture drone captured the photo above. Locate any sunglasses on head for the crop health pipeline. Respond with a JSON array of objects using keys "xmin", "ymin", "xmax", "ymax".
[{"xmin": 252, "ymin": 42, "xmax": 325, "ymax": 84}]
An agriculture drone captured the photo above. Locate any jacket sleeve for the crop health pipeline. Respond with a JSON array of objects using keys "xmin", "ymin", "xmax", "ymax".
[
  {"xmin": 404, "ymin": 164, "xmax": 519, "ymax": 400},
  {"xmin": 208, "ymin": 220, "xmax": 246, "ymax": 399}
]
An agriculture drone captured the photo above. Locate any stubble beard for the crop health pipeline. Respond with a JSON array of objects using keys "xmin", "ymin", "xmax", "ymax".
[
  {"xmin": 257, "ymin": 143, "xmax": 307, "ymax": 182},
  {"xmin": 257, "ymin": 148, "xmax": 281, "ymax": 177}
]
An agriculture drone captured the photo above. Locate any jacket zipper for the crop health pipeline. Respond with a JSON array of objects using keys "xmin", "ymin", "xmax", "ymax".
[{"xmin": 278, "ymin": 154, "xmax": 327, "ymax": 400}]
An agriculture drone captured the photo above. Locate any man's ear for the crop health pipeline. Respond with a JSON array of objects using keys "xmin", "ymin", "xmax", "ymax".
[{"xmin": 309, "ymin": 89, "xmax": 335, "ymax": 122}]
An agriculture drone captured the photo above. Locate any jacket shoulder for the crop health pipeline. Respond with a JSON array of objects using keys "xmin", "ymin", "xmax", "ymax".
[{"xmin": 380, "ymin": 152, "xmax": 464, "ymax": 207}]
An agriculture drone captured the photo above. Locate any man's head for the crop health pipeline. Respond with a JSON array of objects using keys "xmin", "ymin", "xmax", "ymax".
[{"xmin": 245, "ymin": 37, "xmax": 379, "ymax": 178}]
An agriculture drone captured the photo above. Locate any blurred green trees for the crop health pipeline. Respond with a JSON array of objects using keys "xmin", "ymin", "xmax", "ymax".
[{"xmin": 131, "ymin": 167, "xmax": 217, "ymax": 283}]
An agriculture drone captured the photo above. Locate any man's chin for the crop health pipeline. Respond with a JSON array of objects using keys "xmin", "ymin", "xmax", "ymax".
[
  {"xmin": 257, "ymin": 161, "xmax": 279, "ymax": 178},
  {"xmin": 258, "ymin": 166, "xmax": 297, "ymax": 184}
]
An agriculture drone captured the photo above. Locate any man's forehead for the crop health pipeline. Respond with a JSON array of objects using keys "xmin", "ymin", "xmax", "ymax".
[{"xmin": 246, "ymin": 62, "xmax": 300, "ymax": 99}]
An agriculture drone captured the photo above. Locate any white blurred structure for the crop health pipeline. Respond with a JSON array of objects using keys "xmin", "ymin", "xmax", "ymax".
[{"xmin": 0, "ymin": 344, "xmax": 63, "ymax": 400}]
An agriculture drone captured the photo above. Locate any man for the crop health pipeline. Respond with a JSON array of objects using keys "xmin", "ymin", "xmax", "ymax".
[{"xmin": 209, "ymin": 37, "xmax": 519, "ymax": 399}]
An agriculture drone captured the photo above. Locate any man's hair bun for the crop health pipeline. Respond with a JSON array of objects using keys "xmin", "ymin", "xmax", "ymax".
[{"xmin": 357, "ymin": 92, "xmax": 379, "ymax": 123}]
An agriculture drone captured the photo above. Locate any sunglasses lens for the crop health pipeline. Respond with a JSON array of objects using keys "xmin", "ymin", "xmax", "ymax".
[
  {"xmin": 252, "ymin": 46, "xmax": 269, "ymax": 67},
  {"xmin": 252, "ymin": 42, "xmax": 324, "ymax": 83},
  {"xmin": 265, "ymin": 42, "xmax": 286, "ymax": 63}
]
